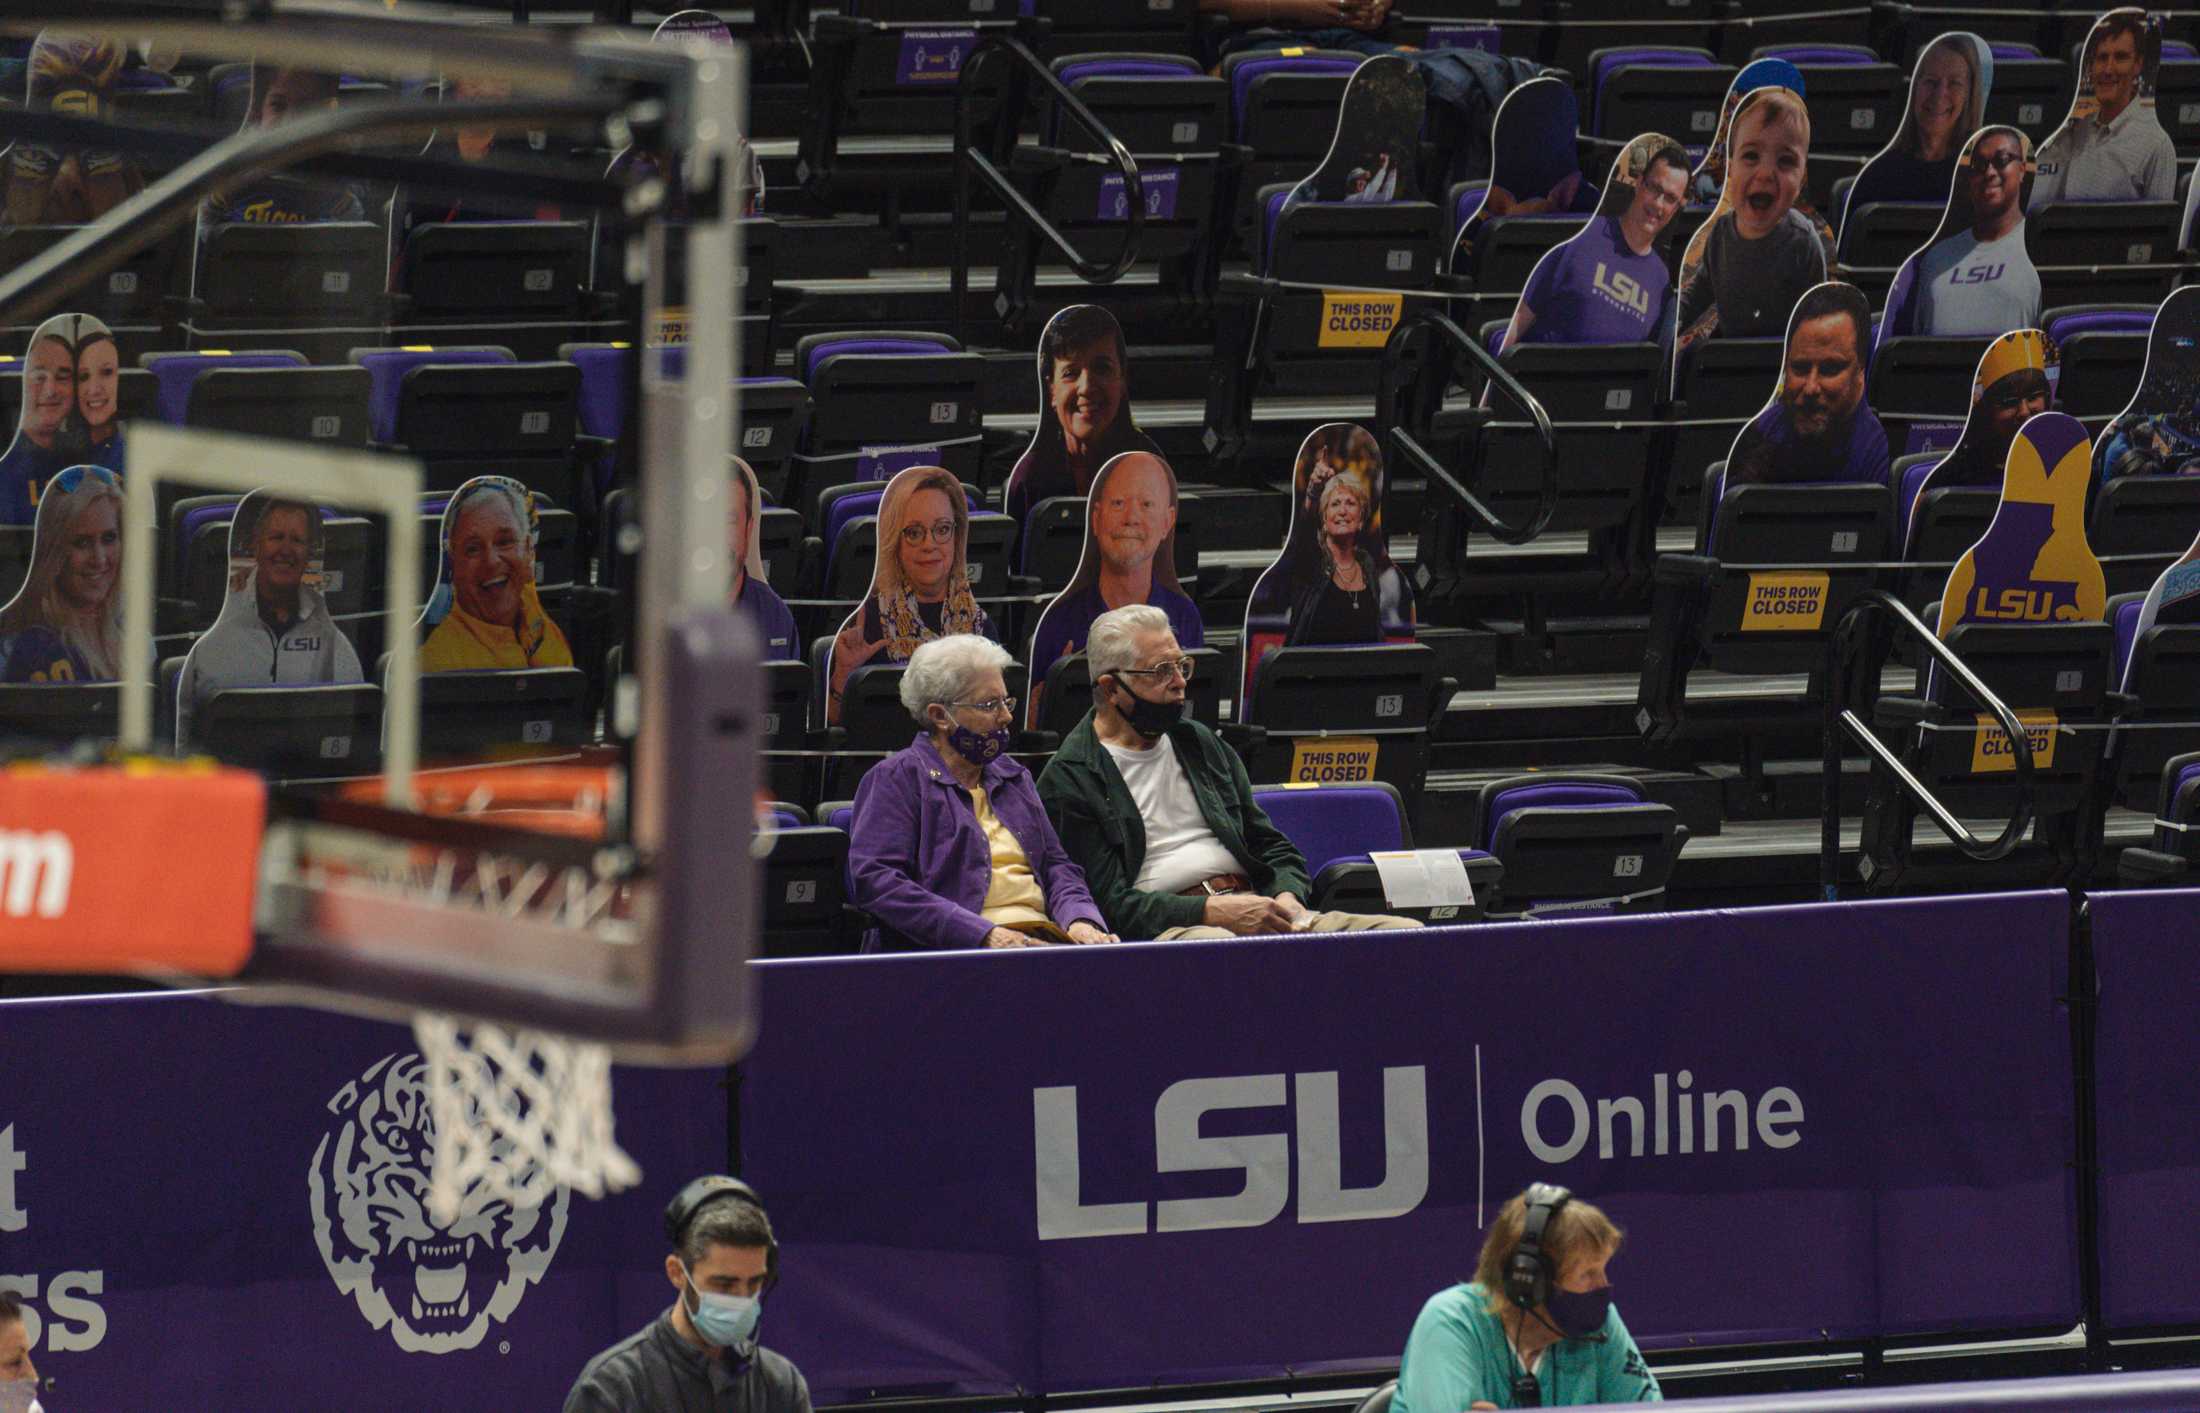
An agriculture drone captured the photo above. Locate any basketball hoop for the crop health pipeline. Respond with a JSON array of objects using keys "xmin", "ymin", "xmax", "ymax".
[{"xmin": 412, "ymin": 1012, "xmax": 641, "ymax": 1225}]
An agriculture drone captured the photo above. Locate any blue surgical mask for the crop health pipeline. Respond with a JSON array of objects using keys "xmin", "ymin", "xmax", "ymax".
[
  {"xmin": 1545, "ymin": 1283, "xmax": 1612, "ymax": 1339},
  {"xmin": 682, "ymin": 1265, "xmax": 762, "ymax": 1348}
]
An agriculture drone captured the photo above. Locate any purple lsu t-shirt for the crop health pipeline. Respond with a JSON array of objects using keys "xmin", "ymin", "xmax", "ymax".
[{"xmin": 1518, "ymin": 215, "xmax": 1671, "ymax": 346}]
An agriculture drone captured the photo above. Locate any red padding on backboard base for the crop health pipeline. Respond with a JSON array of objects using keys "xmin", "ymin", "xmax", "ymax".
[{"xmin": 0, "ymin": 763, "xmax": 263, "ymax": 975}]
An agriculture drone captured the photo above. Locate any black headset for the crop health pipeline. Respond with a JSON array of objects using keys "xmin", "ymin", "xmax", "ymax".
[
  {"xmin": 664, "ymin": 1175, "xmax": 779, "ymax": 1282},
  {"xmin": 1504, "ymin": 1182, "xmax": 1572, "ymax": 1311}
]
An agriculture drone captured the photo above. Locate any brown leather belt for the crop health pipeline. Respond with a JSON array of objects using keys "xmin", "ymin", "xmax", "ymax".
[{"xmin": 1176, "ymin": 873, "xmax": 1250, "ymax": 897}]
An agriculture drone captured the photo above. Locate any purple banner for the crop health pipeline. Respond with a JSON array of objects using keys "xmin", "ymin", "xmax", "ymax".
[
  {"xmin": 741, "ymin": 891, "xmax": 2079, "ymax": 1399},
  {"xmin": 2089, "ymin": 887, "xmax": 2200, "ymax": 1332},
  {"xmin": 1098, "ymin": 166, "xmax": 1180, "ymax": 222},
  {"xmin": 0, "ymin": 992, "xmax": 722, "ymax": 1410},
  {"xmin": 896, "ymin": 29, "xmax": 977, "ymax": 85}
]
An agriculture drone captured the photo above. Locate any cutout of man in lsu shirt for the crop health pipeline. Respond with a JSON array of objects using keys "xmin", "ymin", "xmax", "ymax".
[
  {"xmin": 1499, "ymin": 131, "xmax": 1687, "ymax": 351},
  {"xmin": 1883, "ymin": 126, "xmax": 2042, "ymax": 338}
]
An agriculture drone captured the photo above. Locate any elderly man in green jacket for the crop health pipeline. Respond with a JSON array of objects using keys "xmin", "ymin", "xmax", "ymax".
[{"xmin": 1036, "ymin": 604, "xmax": 1417, "ymax": 940}]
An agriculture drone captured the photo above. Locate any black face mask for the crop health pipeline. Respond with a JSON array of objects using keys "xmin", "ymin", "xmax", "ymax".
[{"xmin": 1111, "ymin": 680, "xmax": 1184, "ymax": 739}]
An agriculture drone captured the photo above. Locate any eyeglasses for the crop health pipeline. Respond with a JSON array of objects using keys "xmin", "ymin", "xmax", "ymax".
[
  {"xmin": 1117, "ymin": 658, "xmax": 1196, "ymax": 683},
  {"xmin": 947, "ymin": 695, "xmax": 1017, "ymax": 717},
  {"xmin": 898, "ymin": 519, "xmax": 957, "ymax": 547}
]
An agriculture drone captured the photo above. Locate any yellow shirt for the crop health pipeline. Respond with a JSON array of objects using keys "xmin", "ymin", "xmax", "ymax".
[
  {"xmin": 419, "ymin": 583, "xmax": 574, "ymax": 673},
  {"xmin": 970, "ymin": 786, "xmax": 1052, "ymax": 930}
]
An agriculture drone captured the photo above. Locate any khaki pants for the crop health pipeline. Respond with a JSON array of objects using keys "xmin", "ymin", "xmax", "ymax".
[{"xmin": 1157, "ymin": 911, "xmax": 1419, "ymax": 940}]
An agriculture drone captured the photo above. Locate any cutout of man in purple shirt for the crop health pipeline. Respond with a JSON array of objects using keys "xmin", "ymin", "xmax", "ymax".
[{"xmin": 1502, "ymin": 132, "xmax": 1687, "ymax": 350}]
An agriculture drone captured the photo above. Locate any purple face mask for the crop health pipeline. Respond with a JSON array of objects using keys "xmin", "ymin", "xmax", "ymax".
[{"xmin": 945, "ymin": 720, "xmax": 1010, "ymax": 764}]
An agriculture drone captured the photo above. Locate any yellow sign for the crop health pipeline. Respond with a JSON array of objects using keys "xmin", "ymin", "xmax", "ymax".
[
  {"xmin": 650, "ymin": 308, "xmax": 691, "ymax": 347},
  {"xmin": 1318, "ymin": 292, "xmax": 1402, "ymax": 349},
  {"xmin": 1740, "ymin": 571, "xmax": 1829, "ymax": 631},
  {"xmin": 1289, "ymin": 736, "xmax": 1379, "ymax": 783},
  {"xmin": 1969, "ymin": 710, "xmax": 2059, "ymax": 774}
]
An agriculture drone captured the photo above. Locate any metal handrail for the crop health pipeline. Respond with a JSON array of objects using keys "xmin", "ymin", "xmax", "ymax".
[
  {"xmin": 950, "ymin": 32, "xmax": 1143, "ymax": 343},
  {"xmin": 0, "ymin": 95, "xmax": 622, "ymax": 331},
  {"xmin": 1818, "ymin": 590, "xmax": 2037, "ymax": 896},
  {"xmin": 1376, "ymin": 306, "xmax": 1558, "ymax": 545}
]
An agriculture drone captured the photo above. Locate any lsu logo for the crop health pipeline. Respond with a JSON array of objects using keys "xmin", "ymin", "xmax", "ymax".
[
  {"xmin": 1953, "ymin": 263, "xmax": 2006, "ymax": 285},
  {"xmin": 1970, "ymin": 710, "xmax": 2059, "ymax": 773},
  {"xmin": 309, "ymin": 1055, "xmax": 568, "ymax": 1354},
  {"xmin": 1740, "ymin": 571, "xmax": 1828, "ymax": 631},
  {"xmin": 1318, "ymin": 292, "xmax": 1403, "ymax": 349},
  {"xmin": 1965, "ymin": 583, "xmax": 2085, "ymax": 623},
  {"xmin": 1591, "ymin": 261, "xmax": 1651, "ymax": 316}
]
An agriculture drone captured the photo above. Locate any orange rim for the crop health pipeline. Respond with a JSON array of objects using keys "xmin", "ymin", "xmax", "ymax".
[{"xmin": 336, "ymin": 766, "xmax": 616, "ymax": 839}]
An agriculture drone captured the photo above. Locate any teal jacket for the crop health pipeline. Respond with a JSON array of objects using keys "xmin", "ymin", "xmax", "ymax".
[
  {"xmin": 1395, "ymin": 1282, "xmax": 1661, "ymax": 1410},
  {"xmin": 1036, "ymin": 712, "xmax": 1311, "ymax": 940}
]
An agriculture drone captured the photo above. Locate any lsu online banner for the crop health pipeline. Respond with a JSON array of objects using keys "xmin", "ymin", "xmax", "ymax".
[
  {"xmin": 2089, "ymin": 888, "xmax": 2200, "ymax": 1333},
  {"xmin": 742, "ymin": 890, "xmax": 2080, "ymax": 1399},
  {"xmin": 0, "ymin": 992, "xmax": 722, "ymax": 1411}
]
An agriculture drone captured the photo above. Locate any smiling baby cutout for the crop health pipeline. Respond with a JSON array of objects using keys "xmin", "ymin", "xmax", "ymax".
[{"xmin": 1675, "ymin": 85, "xmax": 1829, "ymax": 357}]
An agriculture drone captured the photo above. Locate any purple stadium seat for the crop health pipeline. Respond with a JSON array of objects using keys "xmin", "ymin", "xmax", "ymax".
[
  {"xmin": 1898, "ymin": 456, "xmax": 1945, "ymax": 538},
  {"xmin": 1250, "ymin": 783, "xmax": 1409, "ymax": 877},
  {"xmin": 1755, "ymin": 45, "xmax": 1878, "ymax": 66},
  {"xmin": 2046, "ymin": 309, "xmax": 2153, "ymax": 345},
  {"xmin": 1057, "ymin": 57, "xmax": 1198, "ymax": 87},
  {"xmin": 350, "ymin": 345, "xmax": 516, "ymax": 443},
  {"xmin": 801, "ymin": 335, "xmax": 955, "ymax": 385},
  {"xmin": 1483, "ymin": 781, "xmax": 1642, "ymax": 843},
  {"xmin": 2114, "ymin": 596, "xmax": 2145, "ymax": 680},
  {"xmin": 1227, "ymin": 53, "xmax": 1362, "ymax": 141},
  {"xmin": 141, "ymin": 350, "xmax": 305, "ymax": 426},
  {"xmin": 1590, "ymin": 46, "xmax": 1717, "ymax": 131}
]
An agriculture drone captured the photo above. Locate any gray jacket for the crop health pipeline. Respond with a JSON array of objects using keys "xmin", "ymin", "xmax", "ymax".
[
  {"xmin": 176, "ymin": 568, "xmax": 363, "ymax": 746},
  {"xmin": 565, "ymin": 1312, "xmax": 812, "ymax": 1413}
]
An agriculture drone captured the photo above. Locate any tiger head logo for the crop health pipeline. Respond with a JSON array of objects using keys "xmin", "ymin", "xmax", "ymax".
[{"xmin": 308, "ymin": 1054, "xmax": 569, "ymax": 1353}]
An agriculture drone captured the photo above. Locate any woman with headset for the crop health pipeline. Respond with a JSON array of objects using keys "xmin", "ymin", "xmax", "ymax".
[{"xmin": 1393, "ymin": 1184, "xmax": 1661, "ymax": 1408}]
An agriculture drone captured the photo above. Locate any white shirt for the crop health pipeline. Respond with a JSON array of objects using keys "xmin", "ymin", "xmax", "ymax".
[
  {"xmin": 1913, "ymin": 223, "xmax": 2042, "ymax": 336},
  {"xmin": 1103, "ymin": 734, "xmax": 1244, "ymax": 896},
  {"xmin": 2030, "ymin": 101, "xmax": 2177, "ymax": 209}
]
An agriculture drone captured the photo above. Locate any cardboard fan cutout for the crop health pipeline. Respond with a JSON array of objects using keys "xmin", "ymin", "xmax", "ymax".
[
  {"xmin": 1283, "ymin": 54, "xmax": 1425, "ymax": 210},
  {"xmin": 1452, "ymin": 75, "xmax": 1595, "ymax": 267},
  {"xmin": 176, "ymin": 489, "xmax": 366, "ymax": 747},
  {"xmin": 1723, "ymin": 282, "xmax": 1889, "ymax": 489},
  {"xmin": 1837, "ymin": 32, "xmax": 1994, "ymax": 255},
  {"xmin": 1937, "ymin": 410, "xmax": 2106, "ymax": 640},
  {"xmin": 417, "ymin": 475, "xmax": 575, "ymax": 674},
  {"xmin": 1498, "ymin": 131, "xmax": 1688, "ymax": 352},
  {"xmin": 2121, "ymin": 533, "xmax": 2200, "ymax": 693},
  {"xmin": 1689, "ymin": 58, "xmax": 1804, "ymax": 204},
  {"xmin": 0, "ymin": 464, "xmax": 123, "ymax": 684},
  {"xmin": 729, "ymin": 455, "xmax": 798, "ymax": 662},
  {"xmin": 2094, "ymin": 285, "xmax": 2200, "ymax": 482},
  {"xmin": 7, "ymin": 29, "xmax": 144, "ymax": 225},
  {"xmin": 2030, "ymin": 8, "xmax": 2172, "ymax": 212},
  {"xmin": 1905, "ymin": 330, "xmax": 2059, "ymax": 539},
  {"xmin": 1022, "ymin": 450, "xmax": 1203, "ymax": 728},
  {"xmin": 0, "ymin": 311, "xmax": 126, "ymax": 526},
  {"xmin": 826, "ymin": 464, "xmax": 991, "ymax": 725},
  {"xmin": 1675, "ymin": 86, "xmax": 1828, "ymax": 358},
  {"xmin": 1003, "ymin": 304, "xmax": 1164, "ymax": 525},
  {"xmin": 602, "ymin": 11, "xmax": 765, "ymax": 241},
  {"xmin": 1243, "ymin": 423, "xmax": 1415, "ymax": 693},
  {"xmin": 1880, "ymin": 126, "xmax": 2042, "ymax": 339},
  {"xmin": 206, "ymin": 67, "xmax": 370, "ymax": 224}
]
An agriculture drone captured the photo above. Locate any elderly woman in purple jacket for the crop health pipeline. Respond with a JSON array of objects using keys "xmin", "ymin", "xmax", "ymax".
[{"xmin": 849, "ymin": 635, "xmax": 1119, "ymax": 951}]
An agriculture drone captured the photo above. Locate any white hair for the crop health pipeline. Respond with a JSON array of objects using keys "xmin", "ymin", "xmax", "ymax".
[
  {"xmin": 900, "ymin": 633, "xmax": 1013, "ymax": 723},
  {"xmin": 1087, "ymin": 604, "xmax": 1171, "ymax": 681}
]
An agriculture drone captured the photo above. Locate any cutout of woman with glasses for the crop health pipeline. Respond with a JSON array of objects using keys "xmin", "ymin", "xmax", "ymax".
[
  {"xmin": 827, "ymin": 465, "xmax": 995, "ymax": 725},
  {"xmin": 0, "ymin": 465, "xmax": 123, "ymax": 683}
]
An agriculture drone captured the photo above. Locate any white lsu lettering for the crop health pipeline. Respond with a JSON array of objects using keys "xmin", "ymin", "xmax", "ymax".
[
  {"xmin": 1591, "ymin": 261, "xmax": 1650, "ymax": 316},
  {"xmin": 0, "ymin": 1125, "xmax": 109, "ymax": 1353},
  {"xmin": 1032, "ymin": 1067, "xmax": 1428, "ymax": 1239},
  {"xmin": 1522, "ymin": 1071, "xmax": 1804, "ymax": 1161}
]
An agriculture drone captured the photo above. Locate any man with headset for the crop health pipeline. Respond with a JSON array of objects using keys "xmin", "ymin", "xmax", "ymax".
[
  {"xmin": 1392, "ymin": 1184, "xmax": 1660, "ymax": 1408},
  {"xmin": 564, "ymin": 1176, "xmax": 813, "ymax": 1413}
]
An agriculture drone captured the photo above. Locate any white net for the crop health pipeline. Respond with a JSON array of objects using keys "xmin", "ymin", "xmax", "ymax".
[{"xmin": 412, "ymin": 1011, "xmax": 643, "ymax": 1225}]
